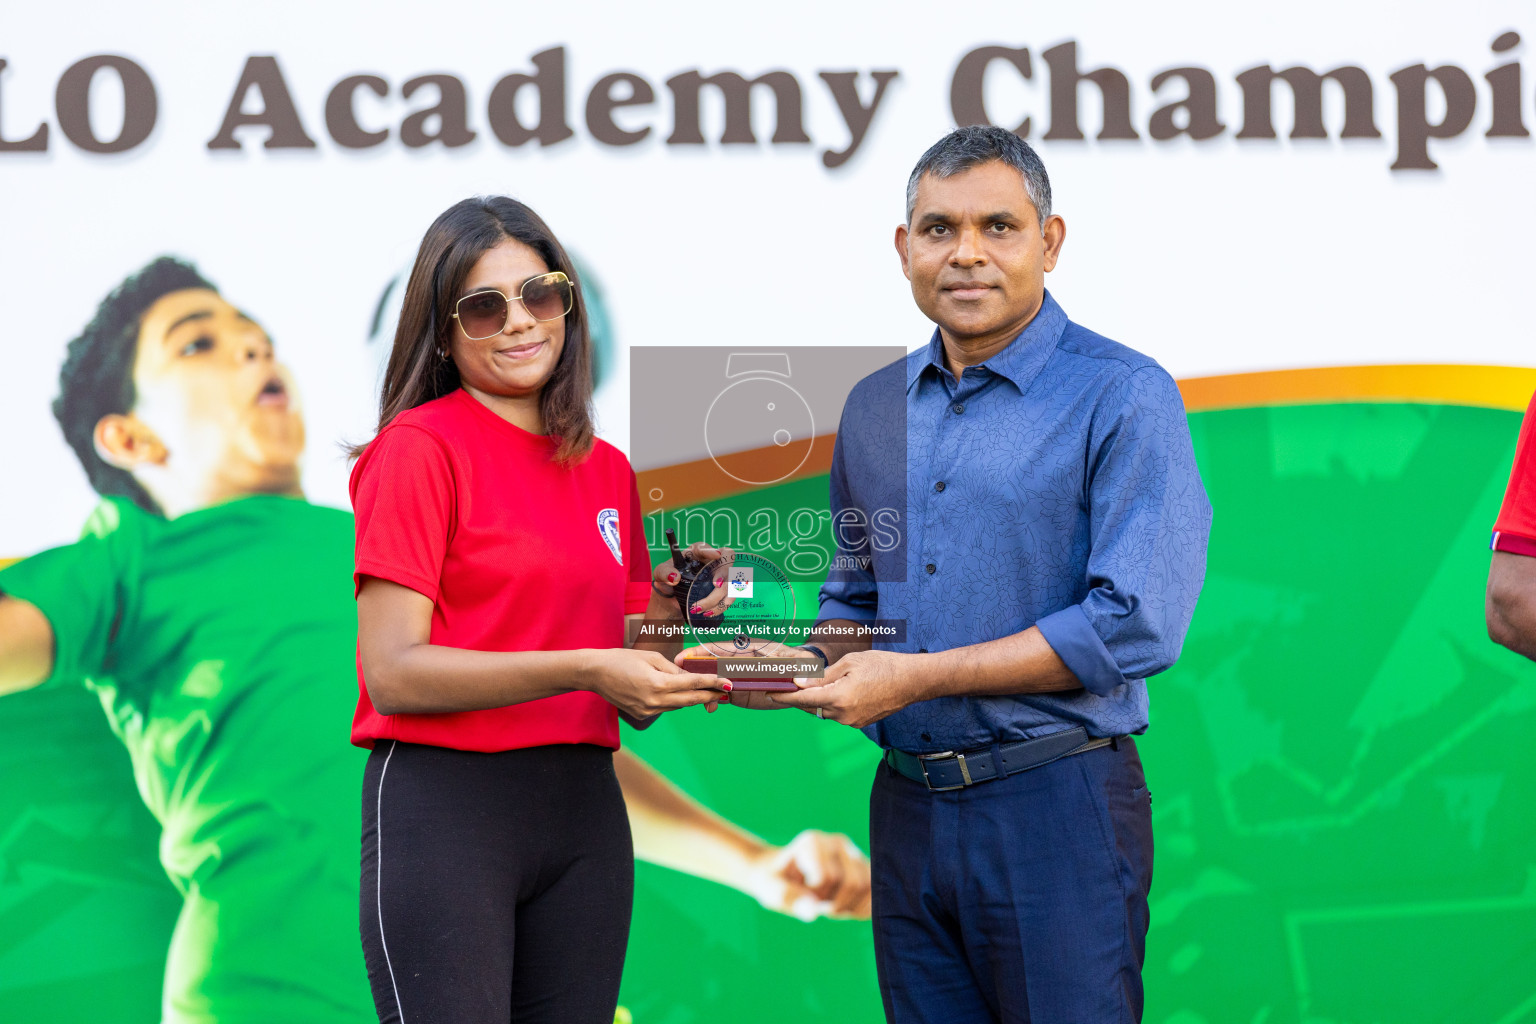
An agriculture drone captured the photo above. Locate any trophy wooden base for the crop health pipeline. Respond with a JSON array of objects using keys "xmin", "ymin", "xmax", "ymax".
[{"xmin": 679, "ymin": 657, "xmax": 802, "ymax": 691}]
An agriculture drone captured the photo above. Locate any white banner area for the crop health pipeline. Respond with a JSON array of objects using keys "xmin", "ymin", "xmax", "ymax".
[{"xmin": 2, "ymin": 0, "xmax": 1532, "ymax": 551}]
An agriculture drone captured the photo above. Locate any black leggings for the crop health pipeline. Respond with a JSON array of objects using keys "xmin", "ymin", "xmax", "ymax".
[{"xmin": 359, "ymin": 741, "xmax": 633, "ymax": 1024}]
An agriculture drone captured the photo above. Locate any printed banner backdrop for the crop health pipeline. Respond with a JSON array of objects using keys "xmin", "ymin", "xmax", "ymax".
[{"xmin": 2, "ymin": 1, "xmax": 1535, "ymax": 1022}]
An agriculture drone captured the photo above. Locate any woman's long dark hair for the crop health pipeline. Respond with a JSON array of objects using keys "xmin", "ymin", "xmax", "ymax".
[{"xmin": 352, "ymin": 196, "xmax": 596, "ymax": 464}]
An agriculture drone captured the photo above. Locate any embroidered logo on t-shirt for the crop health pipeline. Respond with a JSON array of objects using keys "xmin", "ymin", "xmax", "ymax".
[{"xmin": 596, "ymin": 508, "xmax": 623, "ymax": 564}]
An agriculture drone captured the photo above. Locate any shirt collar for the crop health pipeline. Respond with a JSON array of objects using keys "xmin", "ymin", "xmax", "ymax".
[{"xmin": 905, "ymin": 289, "xmax": 1069, "ymax": 394}]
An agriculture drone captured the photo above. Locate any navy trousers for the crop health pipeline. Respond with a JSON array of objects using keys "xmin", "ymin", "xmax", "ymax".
[{"xmin": 868, "ymin": 738, "xmax": 1153, "ymax": 1024}]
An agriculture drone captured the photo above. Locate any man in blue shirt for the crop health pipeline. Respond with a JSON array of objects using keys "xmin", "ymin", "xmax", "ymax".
[{"xmin": 773, "ymin": 125, "xmax": 1212, "ymax": 1022}]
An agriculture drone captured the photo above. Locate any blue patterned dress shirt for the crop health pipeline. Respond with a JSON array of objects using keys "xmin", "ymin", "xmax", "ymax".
[{"xmin": 818, "ymin": 290, "xmax": 1212, "ymax": 753}]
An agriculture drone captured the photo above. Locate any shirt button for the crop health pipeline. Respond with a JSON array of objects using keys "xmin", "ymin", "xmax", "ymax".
[
  {"xmin": 934, "ymin": 481, "xmax": 946, "ymax": 492},
  {"xmin": 952, "ymin": 402, "xmax": 965, "ymax": 415},
  {"xmin": 925, "ymin": 562, "xmax": 936, "ymax": 574}
]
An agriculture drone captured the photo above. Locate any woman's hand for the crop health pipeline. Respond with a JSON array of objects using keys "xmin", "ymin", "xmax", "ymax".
[
  {"xmin": 651, "ymin": 542, "xmax": 736, "ymax": 619},
  {"xmin": 583, "ymin": 647, "xmax": 729, "ymax": 720}
]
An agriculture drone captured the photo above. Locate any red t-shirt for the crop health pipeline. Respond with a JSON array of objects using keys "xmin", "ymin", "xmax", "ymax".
[
  {"xmin": 1493, "ymin": 391, "xmax": 1536, "ymax": 559},
  {"xmin": 349, "ymin": 388, "xmax": 651, "ymax": 751}
]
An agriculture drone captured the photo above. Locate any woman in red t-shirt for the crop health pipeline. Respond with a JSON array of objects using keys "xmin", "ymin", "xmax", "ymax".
[{"xmin": 349, "ymin": 196, "xmax": 728, "ymax": 1024}]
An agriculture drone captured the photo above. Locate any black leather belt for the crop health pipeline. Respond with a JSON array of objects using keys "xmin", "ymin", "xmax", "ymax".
[{"xmin": 884, "ymin": 726, "xmax": 1117, "ymax": 792}]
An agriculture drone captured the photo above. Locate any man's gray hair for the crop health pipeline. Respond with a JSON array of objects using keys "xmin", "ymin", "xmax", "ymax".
[{"xmin": 905, "ymin": 125, "xmax": 1053, "ymax": 228}]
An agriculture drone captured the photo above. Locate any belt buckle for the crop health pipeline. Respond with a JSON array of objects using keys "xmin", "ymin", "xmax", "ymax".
[{"xmin": 918, "ymin": 750, "xmax": 968, "ymax": 791}]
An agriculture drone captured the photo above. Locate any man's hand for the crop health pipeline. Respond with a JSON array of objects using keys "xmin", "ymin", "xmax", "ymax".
[{"xmin": 770, "ymin": 649, "xmax": 922, "ymax": 728}]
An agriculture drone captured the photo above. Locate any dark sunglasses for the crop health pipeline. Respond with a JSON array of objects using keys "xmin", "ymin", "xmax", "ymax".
[{"xmin": 451, "ymin": 272, "xmax": 573, "ymax": 340}]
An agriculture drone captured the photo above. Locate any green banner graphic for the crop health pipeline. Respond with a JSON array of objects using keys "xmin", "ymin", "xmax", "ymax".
[{"xmin": 2, "ymin": 401, "xmax": 1532, "ymax": 1024}]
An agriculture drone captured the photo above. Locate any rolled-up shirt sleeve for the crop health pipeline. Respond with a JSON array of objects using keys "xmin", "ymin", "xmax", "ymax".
[
  {"xmin": 818, "ymin": 431, "xmax": 878, "ymax": 625},
  {"xmin": 1036, "ymin": 366, "xmax": 1212, "ymax": 697}
]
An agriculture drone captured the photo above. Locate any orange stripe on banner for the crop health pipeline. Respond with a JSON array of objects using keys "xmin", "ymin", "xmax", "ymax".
[
  {"xmin": 638, "ymin": 365, "xmax": 1535, "ymax": 510},
  {"xmin": 0, "ymin": 367, "xmax": 1522, "ymax": 541},
  {"xmin": 1177, "ymin": 364, "xmax": 1536, "ymax": 413},
  {"xmin": 637, "ymin": 434, "xmax": 836, "ymax": 513}
]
